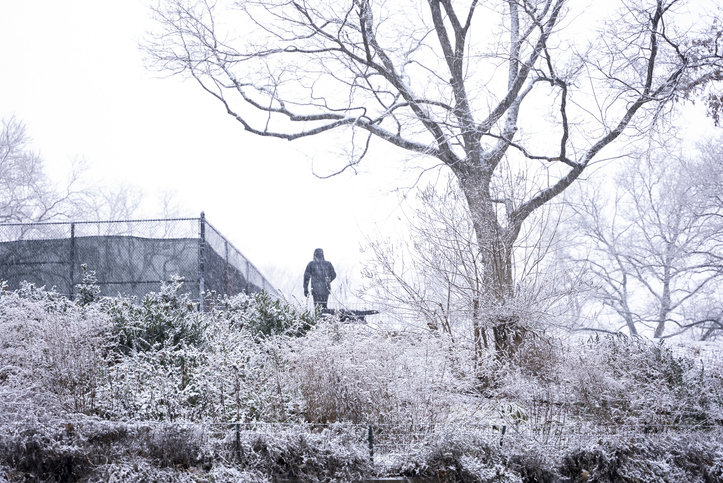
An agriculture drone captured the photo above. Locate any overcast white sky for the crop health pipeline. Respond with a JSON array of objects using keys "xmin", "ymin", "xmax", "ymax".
[{"xmin": 0, "ymin": 0, "xmax": 428, "ymax": 302}]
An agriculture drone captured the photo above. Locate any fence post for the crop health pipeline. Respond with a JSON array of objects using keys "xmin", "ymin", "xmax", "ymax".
[
  {"xmin": 199, "ymin": 212, "xmax": 206, "ymax": 312},
  {"xmin": 69, "ymin": 222, "xmax": 75, "ymax": 299},
  {"xmin": 235, "ymin": 422, "xmax": 241, "ymax": 462},
  {"xmin": 368, "ymin": 425, "xmax": 374, "ymax": 462},
  {"xmin": 225, "ymin": 240, "xmax": 230, "ymax": 296}
]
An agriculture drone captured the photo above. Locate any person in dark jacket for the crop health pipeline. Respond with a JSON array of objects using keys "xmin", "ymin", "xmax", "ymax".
[{"xmin": 303, "ymin": 248, "xmax": 336, "ymax": 308}]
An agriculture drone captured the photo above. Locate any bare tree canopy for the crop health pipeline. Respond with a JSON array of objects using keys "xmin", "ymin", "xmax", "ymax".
[
  {"xmin": 570, "ymin": 136, "xmax": 723, "ymax": 340},
  {"xmin": 0, "ymin": 115, "xmax": 165, "ymax": 224},
  {"xmin": 145, "ymin": 0, "xmax": 722, "ymax": 354},
  {"xmin": 0, "ymin": 116, "xmax": 82, "ymax": 223}
]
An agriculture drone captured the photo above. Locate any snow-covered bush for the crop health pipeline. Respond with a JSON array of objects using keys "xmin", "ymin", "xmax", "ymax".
[
  {"xmin": 232, "ymin": 423, "xmax": 371, "ymax": 481},
  {"xmin": 75, "ymin": 264, "xmax": 102, "ymax": 306},
  {"xmin": 97, "ymin": 282, "xmax": 303, "ymax": 422},
  {"xmin": 100, "ymin": 317, "xmax": 294, "ymax": 423},
  {"xmin": 285, "ymin": 320, "xmax": 480, "ymax": 429},
  {"xmin": 211, "ymin": 290, "xmax": 316, "ymax": 338},
  {"xmin": 108, "ymin": 277, "xmax": 207, "ymax": 354},
  {"xmin": 99, "ymin": 292, "xmax": 303, "ymax": 423},
  {"xmin": 495, "ymin": 334, "xmax": 721, "ymax": 434},
  {"xmin": 563, "ymin": 335, "xmax": 716, "ymax": 428},
  {"xmin": 0, "ymin": 418, "xmax": 373, "ymax": 483},
  {"xmin": 0, "ymin": 283, "xmax": 112, "ymax": 420},
  {"xmin": 1, "ymin": 280, "xmax": 722, "ymax": 481},
  {"xmin": 559, "ymin": 432, "xmax": 723, "ymax": 482},
  {"xmin": 85, "ymin": 461, "xmax": 270, "ymax": 483}
]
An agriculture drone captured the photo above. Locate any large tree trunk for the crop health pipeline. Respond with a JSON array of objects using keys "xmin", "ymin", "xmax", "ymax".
[
  {"xmin": 480, "ymin": 232, "xmax": 525, "ymax": 359},
  {"xmin": 460, "ymin": 170, "xmax": 524, "ymax": 359},
  {"xmin": 654, "ymin": 263, "xmax": 673, "ymax": 339}
]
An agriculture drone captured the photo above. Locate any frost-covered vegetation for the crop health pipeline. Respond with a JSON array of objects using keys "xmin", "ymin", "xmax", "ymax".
[{"xmin": 1, "ymin": 277, "xmax": 722, "ymax": 482}]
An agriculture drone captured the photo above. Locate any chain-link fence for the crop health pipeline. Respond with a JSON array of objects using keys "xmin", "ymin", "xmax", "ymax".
[{"xmin": 0, "ymin": 213, "xmax": 280, "ymax": 304}]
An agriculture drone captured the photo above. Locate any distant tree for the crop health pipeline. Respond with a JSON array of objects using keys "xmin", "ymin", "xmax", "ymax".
[
  {"xmin": 570, "ymin": 137, "xmax": 723, "ymax": 339},
  {"xmin": 0, "ymin": 116, "xmax": 85, "ymax": 223},
  {"xmin": 0, "ymin": 115, "xmax": 175, "ymax": 225},
  {"xmin": 677, "ymin": 136, "xmax": 723, "ymax": 340},
  {"xmin": 146, "ymin": 0, "xmax": 723, "ymax": 356},
  {"xmin": 697, "ymin": 136, "xmax": 723, "ymax": 210}
]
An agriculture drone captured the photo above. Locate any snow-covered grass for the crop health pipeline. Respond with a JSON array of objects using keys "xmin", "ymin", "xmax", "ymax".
[{"xmin": 1, "ymin": 280, "xmax": 722, "ymax": 482}]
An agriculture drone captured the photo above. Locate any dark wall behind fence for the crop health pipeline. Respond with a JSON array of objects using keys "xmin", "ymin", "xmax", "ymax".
[{"xmin": 0, "ymin": 214, "xmax": 279, "ymax": 304}]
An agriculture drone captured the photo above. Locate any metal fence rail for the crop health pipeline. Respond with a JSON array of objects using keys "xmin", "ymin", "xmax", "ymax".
[{"xmin": 0, "ymin": 213, "xmax": 280, "ymax": 304}]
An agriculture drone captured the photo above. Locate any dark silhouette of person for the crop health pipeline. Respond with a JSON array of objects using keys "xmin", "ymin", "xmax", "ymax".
[{"xmin": 303, "ymin": 248, "xmax": 336, "ymax": 308}]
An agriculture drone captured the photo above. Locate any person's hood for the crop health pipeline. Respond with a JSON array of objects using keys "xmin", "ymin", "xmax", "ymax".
[{"xmin": 313, "ymin": 248, "xmax": 325, "ymax": 262}]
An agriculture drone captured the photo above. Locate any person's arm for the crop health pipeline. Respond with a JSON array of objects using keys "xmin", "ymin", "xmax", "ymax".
[
  {"xmin": 328, "ymin": 262, "xmax": 336, "ymax": 283},
  {"xmin": 303, "ymin": 263, "xmax": 312, "ymax": 296}
]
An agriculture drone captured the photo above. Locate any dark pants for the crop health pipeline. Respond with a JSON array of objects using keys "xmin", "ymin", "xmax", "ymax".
[{"xmin": 312, "ymin": 292, "xmax": 329, "ymax": 308}]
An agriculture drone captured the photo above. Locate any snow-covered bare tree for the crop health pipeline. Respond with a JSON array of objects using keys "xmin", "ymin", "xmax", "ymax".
[
  {"xmin": 362, "ymin": 183, "xmax": 486, "ymax": 347},
  {"xmin": 0, "ymin": 116, "xmax": 86, "ymax": 223},
  {"xmin": 0, "ymin": 115, "xmax": 179, "ymax": 225},
  {"xmin": 362, "ymin": 179, "xmax": 569, "ymax": 361},
  {"xmin": 570, "ymin": 138, "xmax": 723, "ymax": 339},
  {"xmin": 145, "ymin": 0, "xmax": 723, "ymax": 355}
]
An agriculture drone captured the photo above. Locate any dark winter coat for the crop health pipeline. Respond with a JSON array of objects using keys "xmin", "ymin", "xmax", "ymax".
[{"xmin": 303, "ymin": 248, "xmax": 336, "ymax": 296}]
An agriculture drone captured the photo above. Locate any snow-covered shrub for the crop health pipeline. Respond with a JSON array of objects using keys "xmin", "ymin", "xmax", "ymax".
[
  {"xmin": 0, "ymin": 419, "xmax": 90, "ymax": 482},
  {"xmin": 513, "ymin": 335, "xmax": 563, "ymax": 383},
  {"xmin": 208, "ymin": 290, "xmax": 317, "ymax": 339},
  {"xmin": 234, "ymin": 423, "xmax": 371, "ymax": 481},
  {"xmin": 0, "ymin": 419, "xmax": 368, "ymax": 482},
  {"xmin": 285, "ymin": 319, "xmax": 478, "ymax": 429},
  {"xmin": 99, "ymin": 320, "xmax": 288, "ymax": 422},
  {"xmin": 108, "ymin": 277, "xmax": 207, "ymax": 354},
  {"xmin": 382, "ymin": 424, "xmax": 723, "ymax": 483},
  {"xmin": 494, "ymin": 334, "xmax": 721, "ymax": 434},
  {"xmin": 75, "ymin": 264, "xmax": 101, "ymax": 306},
  {"xmin": 564, "ymin": 335, "xmax": 713, "ymax": 428},
  {"xmin": 97, "ymin": 291, "xmax": 310, "ymax": 423},
  {"xmin": 0, "ymin": 283, "xmax": 112, "ymax": 419},
  {"xmin": 0, "ymin": 418, "xmax": 268, "ymax": 483},
  {"xmin": 85, "ymin": 460, "xmax": 220, "ymax": 483},
  {"xmin": 85, "ymin": 462, "xmax": 270, "ymax": 483},
  {"xmin": 559, "ymin": 432, "xmax": 723, "ymax": 483},
  {"xmin": 388, "ymin": 426, "xmax": 531, "ymax": 482},
  {"xmin": 2, "ymin": 279, "xmax": 722, "ymax": 481}
]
